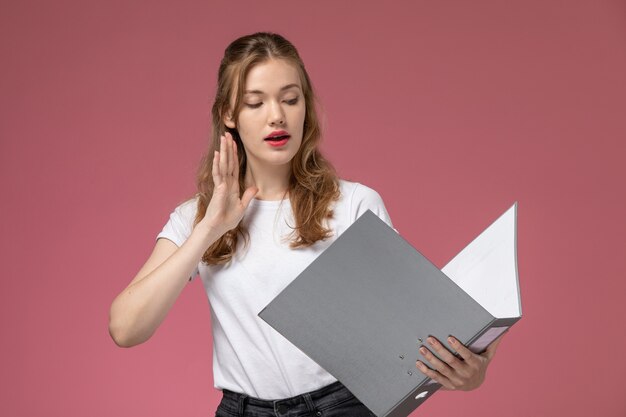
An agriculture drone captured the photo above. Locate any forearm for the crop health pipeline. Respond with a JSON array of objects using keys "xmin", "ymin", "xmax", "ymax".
[{"xmin": 109, "ymin": 225, "xmax": 220, "ymax": 347}]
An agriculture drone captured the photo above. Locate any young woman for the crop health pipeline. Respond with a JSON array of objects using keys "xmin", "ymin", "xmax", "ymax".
[{"xmin": 109, "ymin": 32, "xmax": 504, "ymax": 417}]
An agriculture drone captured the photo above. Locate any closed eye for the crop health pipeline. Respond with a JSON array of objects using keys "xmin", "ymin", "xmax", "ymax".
[{"xmin": 244, "ymin": 97, "xmax": 299, "ymax": 109}]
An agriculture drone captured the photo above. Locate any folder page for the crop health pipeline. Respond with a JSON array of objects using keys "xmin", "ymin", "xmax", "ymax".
[{"xmin": 442, "ymin": 202, "xmax": 519, "ymax": 319}]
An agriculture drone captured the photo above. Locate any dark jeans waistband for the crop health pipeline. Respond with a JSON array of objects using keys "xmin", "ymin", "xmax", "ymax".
[{"xmin": 218, "ymin": 380, "xmax": 357, "ymax": 416}]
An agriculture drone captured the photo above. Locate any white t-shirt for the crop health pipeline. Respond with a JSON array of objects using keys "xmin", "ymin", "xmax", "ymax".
[{"xmin": 156, "ymin": 179, "xmax": 396, "ymax": 400}]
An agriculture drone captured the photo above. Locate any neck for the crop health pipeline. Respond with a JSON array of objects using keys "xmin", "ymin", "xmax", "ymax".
[{"xmin": 244, "ymin": 160, "xmax": 291, "ymax": 201}]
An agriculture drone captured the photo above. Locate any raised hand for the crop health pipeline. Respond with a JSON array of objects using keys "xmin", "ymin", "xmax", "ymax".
[{"xmin": 199, "ymin": 132, "xmax": 258, "ymax": 236}]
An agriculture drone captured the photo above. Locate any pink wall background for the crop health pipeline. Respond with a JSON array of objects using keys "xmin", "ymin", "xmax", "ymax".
[{"xmin": 1, "ymin": 1, "xmax": 625, "ymax": 416}]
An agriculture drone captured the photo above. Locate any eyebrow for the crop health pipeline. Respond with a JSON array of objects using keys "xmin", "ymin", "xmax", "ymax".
[{"xmin": 244, "ymin": 83, "xmax": 301, "ymax": 95}]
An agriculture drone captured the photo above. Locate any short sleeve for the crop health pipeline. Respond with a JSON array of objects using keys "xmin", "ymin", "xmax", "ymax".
[
  {"xmin": 156, "ymin": 197, "xmax": 200, "ymax": 281},
  {"xmin": 350, "ymin": 182, "xmax": 399, "ymax": 234}
]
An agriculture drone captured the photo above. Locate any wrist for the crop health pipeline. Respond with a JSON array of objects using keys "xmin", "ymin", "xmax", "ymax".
[{"xmin": 193, "ymin": 220, "xmax": 226, "ymax": 243}]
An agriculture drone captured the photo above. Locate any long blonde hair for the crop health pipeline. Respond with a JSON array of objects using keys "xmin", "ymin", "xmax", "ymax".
[{"xmin": 194, "ymin": 32, "xmax": 340, "ymax": 265}]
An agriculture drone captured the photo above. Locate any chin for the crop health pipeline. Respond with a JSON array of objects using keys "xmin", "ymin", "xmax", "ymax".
[{"xmin": 267, "ymin": 156, "xmax": 296, "ymax": 166}]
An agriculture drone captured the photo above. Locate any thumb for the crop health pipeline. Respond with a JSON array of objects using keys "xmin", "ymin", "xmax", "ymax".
[
  {"xmin": 241, "ymin": 186, "xmax": 259, "ymax": 209},
  {"xmin": 483, "ymin": 331, "xmax": 507, "ymax": 361}
]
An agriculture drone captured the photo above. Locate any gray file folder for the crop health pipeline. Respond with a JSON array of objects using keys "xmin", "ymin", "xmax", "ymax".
[{"xmin": 258, "ymin": 203, "xmax": 521, "ymax": 417}]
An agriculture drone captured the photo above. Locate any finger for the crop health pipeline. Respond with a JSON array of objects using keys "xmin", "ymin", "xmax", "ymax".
[
  {"xmin": 223, "ymin": 133, "xmax": 230, "ymax": 177},
  {"xmin": 219, "ymin": 135, "xmax": 228, "ymax": 177},
  {"xmin": 241, "ymin": 185, "xmax": 259, "ymax": 209},
  {"xmin": 415, "ymin": 361, "xmax": 455, "ymax": 390},
  {"xmin": 448, "ymin": 336, "xmax": 480, "ymax": 366},
  {"xmin": 418, "ymin": 345, "xmax": 456, "ymax": 381},
  {"xmin": 226, "ymin": 133, "xmax": 233, "ymax": 177},
  {"xmin": 426, "ymin": 336, "xmax": 465, "ymax": 372},
  {"xmin": 212, "ymin": 150, "xmax": 221, "ymax": 185},
  {"xmin": 232, "ymin": 136, "xmax": 238, "ymax": 177},
  {"xmin": 230, "ymin": 134, "xmax": 237, "ymax": 177}
]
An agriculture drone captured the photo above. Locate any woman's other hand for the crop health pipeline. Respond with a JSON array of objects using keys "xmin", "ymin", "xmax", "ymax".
[
  {"xmin": 199, "ymin": 132, "xmax": 258, "ymax": 235},
  {"xmin": 415, "ymin": 332, "xmax": 506, "ymax": 391}
]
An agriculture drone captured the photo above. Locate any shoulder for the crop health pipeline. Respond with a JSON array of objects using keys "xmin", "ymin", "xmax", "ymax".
[
  {"xmin": 174, "ymin": 195, "xmax": 199, "ymax": 218},
  {"xmin": 162, "ymin": 194, "xmax": 199, "ymax": 230},
  {"xmin": 336, "ymin": 178, "xmax": 394, "ymax": 229},
  {"xmin": 156, "ymin": 194, "xmax": 200, "ymax": 246},
  {"xmin": 337, "ymin": 178, "xmax": 386, "ymax": 209}
]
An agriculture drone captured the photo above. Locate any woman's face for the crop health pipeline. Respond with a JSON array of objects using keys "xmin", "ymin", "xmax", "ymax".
[{"xmin": 224, "ymin": 58, "xmax": 305, "ymax": 171}]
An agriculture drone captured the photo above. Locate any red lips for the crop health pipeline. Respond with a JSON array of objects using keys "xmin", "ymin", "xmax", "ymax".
[{"xmin": 265, "ymin": 130, "xmax": 290, "ymax": 139}]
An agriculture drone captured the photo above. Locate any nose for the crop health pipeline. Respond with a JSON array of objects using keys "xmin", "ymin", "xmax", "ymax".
[{"xmin": 268, "ymin": 100, "xmax": 285, "ymax": 126}]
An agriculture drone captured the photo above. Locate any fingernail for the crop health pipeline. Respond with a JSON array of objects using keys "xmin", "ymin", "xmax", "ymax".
[
  {"xmin": 427, "ymin": 337, "xmax": 435, "ymax": 346},
  {"xmin": 448, "ymin": 337, "xmax": 455, "ymax": 345},
  {"xmin": 419, "ymin": 347, "xmax": 428, "ymax": 355}
]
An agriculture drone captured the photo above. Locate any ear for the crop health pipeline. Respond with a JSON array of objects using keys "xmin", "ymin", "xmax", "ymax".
[{"xmin": 223, "ymin": 110, "xmax": 236, "ymax": 129}]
